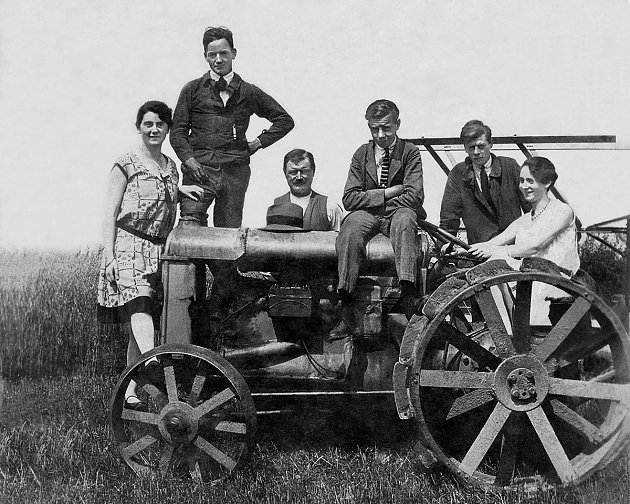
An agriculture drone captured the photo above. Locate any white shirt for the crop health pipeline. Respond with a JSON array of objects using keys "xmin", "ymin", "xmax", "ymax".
[
  {"xmin": 209, "ymin": 70, "xmax": 234, "ymax": 106},
  {"xmin": 472, "ymin": 156, "xmax": 493, "ymax": 191},
  {"xmin": 374, "ymin": 138, "xmax": 397, "ymax": 183},
  {"xmin": 289, "ymin": 192, "xmax": 344, "ymax": 232}
]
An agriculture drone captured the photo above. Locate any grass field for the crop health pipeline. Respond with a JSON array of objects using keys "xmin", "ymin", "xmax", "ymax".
[{"xmin": 1, "ymin": 248, "xmax": 629, "ymax": 503}]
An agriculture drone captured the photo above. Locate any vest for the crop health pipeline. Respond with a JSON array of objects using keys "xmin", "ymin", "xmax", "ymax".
[{"xmin": 274, "ymin": 191, "xmax": 331, "ymax": 231}]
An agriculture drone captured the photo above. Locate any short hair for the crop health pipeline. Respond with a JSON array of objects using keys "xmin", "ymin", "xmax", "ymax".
[
  {"xmin": 460, "ymin": 119, "xmax": 492, "ymax": 144},
  {"xmin": 135, "ymin": 100, "xmax": 173, "ymax": 130},
  {"xmin": 283, "ymin": 148, "xmax": 315, "ymax": 174},
  {"xmin": 522, "ymin": 156, "xmax": 558, "ymax": 187},
  {"xmin": 365, "ymin": 99, "xmax": 399, "ymax": 121},
  {"xmin": 203, "ymin": 26, "xmax": 234, "ymax": 51}
]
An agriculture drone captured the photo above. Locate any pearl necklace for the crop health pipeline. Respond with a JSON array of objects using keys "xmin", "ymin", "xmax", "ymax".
[{"xmin": 531, "ymin": 199, "xmax": 550, "ymax": 221}]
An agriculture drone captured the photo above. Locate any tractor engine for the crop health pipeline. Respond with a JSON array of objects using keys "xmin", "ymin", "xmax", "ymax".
[{"xmin": 160, "ymin": 225, "xmax": 421, "ymax": 388}]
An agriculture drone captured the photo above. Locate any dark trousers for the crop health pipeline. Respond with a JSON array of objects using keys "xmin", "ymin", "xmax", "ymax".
[
  {"xmin": 180, "ymin": 162, "xmax": 251, "ymax": 227},
  {"xmin": 336, "ymin": 208, "xmax": 419, "ymax": 294}
]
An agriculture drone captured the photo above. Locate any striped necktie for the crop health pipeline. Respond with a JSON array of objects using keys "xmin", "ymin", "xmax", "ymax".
[{"xmin": 379, "ymin": 147, "xmax": 390, "ymax": 187}]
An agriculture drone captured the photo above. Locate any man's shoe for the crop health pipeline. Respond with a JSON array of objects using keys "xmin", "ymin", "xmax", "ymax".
[{"xmin": 327, "ymin": 318, "xmax": 356, "ymax": 342}]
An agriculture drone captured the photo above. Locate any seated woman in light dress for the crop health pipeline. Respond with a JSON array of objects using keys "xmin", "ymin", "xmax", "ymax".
[{"xmin": 468, "ymin": 156, "xmax": 579, "ymax": 324}]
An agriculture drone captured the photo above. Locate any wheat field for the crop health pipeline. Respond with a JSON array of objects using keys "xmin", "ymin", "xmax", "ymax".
[{"xmin": 0, "ymin": 248, "xmax": 628, "ymax": 503}]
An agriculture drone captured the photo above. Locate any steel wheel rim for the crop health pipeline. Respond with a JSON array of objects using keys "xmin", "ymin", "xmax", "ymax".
[
  {"xmin": 408, "ymin": 265, "xmax": 630, "ymax": 489},
  {"xmin": 110, "ymin": 343, "xmax": 256, "ymax": 482}
]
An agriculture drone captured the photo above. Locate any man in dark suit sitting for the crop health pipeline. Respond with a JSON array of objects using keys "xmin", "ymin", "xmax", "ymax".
[{"xmin": 330, "ymin": 99, "xmax": 426, "ymax": 340}]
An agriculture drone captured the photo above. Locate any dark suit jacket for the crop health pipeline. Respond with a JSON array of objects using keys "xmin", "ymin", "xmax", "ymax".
[
  {"xmin": 440, "ymin": 154, "xmax": 530, "ymax": 244},
  {"xmin": 342, "ymin": 138, "xmax": 426, "ymax": 221}
]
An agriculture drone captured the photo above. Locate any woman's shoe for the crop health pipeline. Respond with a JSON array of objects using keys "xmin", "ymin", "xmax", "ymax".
[{"xmin": 124, "ymin": 395, "xmax": 148, "ymax": 412}]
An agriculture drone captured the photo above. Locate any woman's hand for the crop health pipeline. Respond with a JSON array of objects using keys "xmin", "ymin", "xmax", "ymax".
[
  {"xmin": 179, "ymin": 185, "xmax": 204, "ymax": 201},
  {"xmin": 468, "ymin": 241, "xmax": 500, "ymax": 260},
  {"xmin": 105, "ymin": 257, "xmax": 119, "ymax": 284}
]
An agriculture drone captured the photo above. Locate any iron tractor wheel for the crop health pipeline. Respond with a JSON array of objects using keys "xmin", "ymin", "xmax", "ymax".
[
  {"xmin": 110, "ymin": 343, "xmax": 256, "ymax": 482},
  {"xmin": 405, "ymin": 260, "xmax": 630, "ymax": 490}
]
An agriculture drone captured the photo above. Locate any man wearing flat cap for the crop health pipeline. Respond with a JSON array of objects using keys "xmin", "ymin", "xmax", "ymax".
[{"xmin": 272, "ymin": 149, "xmax": 343, "ymax": 232}]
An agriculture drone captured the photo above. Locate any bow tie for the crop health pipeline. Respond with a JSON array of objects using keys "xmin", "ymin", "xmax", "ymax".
[{"xmin": 215, "ymin": 76, "xmax": 228, "ymax": 92}]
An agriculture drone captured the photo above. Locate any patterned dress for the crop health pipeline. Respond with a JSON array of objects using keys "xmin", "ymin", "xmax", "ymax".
[{"xmin": 97, "ymin": 146, "xmax": 179, "ymax": 324}]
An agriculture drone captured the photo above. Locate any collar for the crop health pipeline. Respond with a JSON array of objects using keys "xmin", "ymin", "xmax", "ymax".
[
  {"xmin": 135, "ymin": 144, "xmax": 171, "ymax": 178},
  {"xmin": 209, "ymin": 70, "xmax": 234, "ymax": 84},
  {"xmin": 374, "ymin": 137, "xmax": 398, "ymax": 156},
  {"xmin": 463, "ymin": 153, "xmax": 501, "ymax": 182}
]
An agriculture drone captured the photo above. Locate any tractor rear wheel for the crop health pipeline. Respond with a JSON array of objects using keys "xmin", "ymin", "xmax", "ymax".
[{"xmin": 403, "ymin": 260, "xmax": 630, "ymax": 490}]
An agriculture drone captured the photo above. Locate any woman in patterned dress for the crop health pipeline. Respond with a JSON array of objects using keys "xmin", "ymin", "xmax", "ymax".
[{"xmin": 97, "ymin": 100, "xmax": 201, "ymax": 410}]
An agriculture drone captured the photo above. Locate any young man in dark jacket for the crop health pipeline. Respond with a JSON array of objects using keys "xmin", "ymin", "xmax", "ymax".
[
  {"xmin": 440, "ymin": 120, "xmax": 530, "ymax": 244},
  {"xmin": 329, "ymin": 100, "xmax": 426, "ymax": 340},
  {"xmin": 171, "ymin": 26, "xmax": 294, "ymax": 227}
]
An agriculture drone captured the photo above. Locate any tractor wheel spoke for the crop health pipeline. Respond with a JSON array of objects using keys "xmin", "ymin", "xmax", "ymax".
[
  {"xmin": 549, "ymin": 377, "xmax": 630, "ymax": 402},
  {"xmin": 121, "ymin": 409, "xmax": 159, "ymax": 425},
  {"xmin": 194, "ymin": 436, "xmax": 237, "ymax": 471},
  {"xmin": 549, "ymin": 399, "xmax": 604, "ymax": 444},
  {"xmin": 475, "ymin": 289, "xmax": 516, "ymax": 358},
  {"xmin": 534, "ymin": 297, "xmax": 592, "ymax": 362},
  {"xmin": 121, "ymin": 434, "xmax": 158, "ymax": 460},
  {"xmin": 195, "ymin": 388, "xmax": 236, "ymax": 418},
  {"xmin": 438, "ymin": 322, "xmax": 502, "ymax": 370},
  {"xmin": 526, "ymin": 407, "xmax": 577, "ymax": 484},
  {"xmin": 189, "ymin": 364, "xmax": 209, "ymax": 404},
  {"xmin": 211, "ymin": 420, "xmax": 248, "ymax": 435},
  {"xmin": 419, "ymin": 370, "xmax": 494, "ymax": 389},
  {"xmin": 459, "ymin": 402, "xmax": 511, "ymax": 476},
  {"xmin": 162, "ymin": 356, "xmax": 178, "ymax": 403},
  {"xmin": 446, "ymin": 389, "xmax": 495, "ymax": 420}
]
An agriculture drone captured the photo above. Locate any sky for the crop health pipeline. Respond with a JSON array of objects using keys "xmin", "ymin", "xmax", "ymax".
[{"xmin": 1, "ymin": 0, "xmax": 629, "ymax": 250}]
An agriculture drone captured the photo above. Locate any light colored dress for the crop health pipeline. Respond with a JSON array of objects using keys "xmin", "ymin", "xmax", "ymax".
[
  {"xmin": 97, "ymin": 145, "xmax": 178, "ymax": 323},
  {"xmin": 513, "ymin": 198, "xmax": 579, "ymax": 275},
  {"xmin": 496, "ymin": 198, "xmax": 579, "ymax": 325}
]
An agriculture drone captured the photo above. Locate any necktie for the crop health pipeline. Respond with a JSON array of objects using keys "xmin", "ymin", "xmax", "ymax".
[
  {"xmin": 480, "ymin": 168, "xmax": 495, "ymax": 211},
  {"xmin": 216, "ymin": 76, "xmax": 227, "ymax": 92},
  {"xmin": 379, "ymin": 147, "xmax": 390, "ymax": 187}
]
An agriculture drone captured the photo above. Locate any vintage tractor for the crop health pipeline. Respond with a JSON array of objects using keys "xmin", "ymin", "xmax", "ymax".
[{"xmin": 109, "ymin": 221, "xmax": 630, "ymax": 490}]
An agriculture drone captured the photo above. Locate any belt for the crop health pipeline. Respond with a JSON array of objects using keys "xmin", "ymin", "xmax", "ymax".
[{"xmin": 117, "ymin": 223, "xmax": 167, "ymax": 244}]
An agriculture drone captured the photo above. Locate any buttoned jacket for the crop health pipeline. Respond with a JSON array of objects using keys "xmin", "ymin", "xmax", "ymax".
[
  {"xmin": 440, "ymin": 154, "xmax": 530, "ymax": 244},
  {"xmin": 170, "ymin": 73, "xmax": 294, "ymax": 166},
  {"xmin": 342, "ymin": 138, "xmax": 426, "ymax": 221}
]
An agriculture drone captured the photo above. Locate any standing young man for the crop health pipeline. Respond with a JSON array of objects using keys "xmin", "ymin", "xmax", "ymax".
[
  {"xmin": 330, "ymin": 100, "xmax": 426, "ymax": 340},
  {"xmin": 440, "ymin": 120, "xmax": 529, "ymax": 244},
  {"xmin": 171, "ymin": 26, "xmax": 295, "ymax": 227}
]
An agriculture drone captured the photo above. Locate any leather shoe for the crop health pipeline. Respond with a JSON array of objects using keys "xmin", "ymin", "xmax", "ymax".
[{"xmin": 327, "ymin": 318, "xmax": 356, "ymax": 342}]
